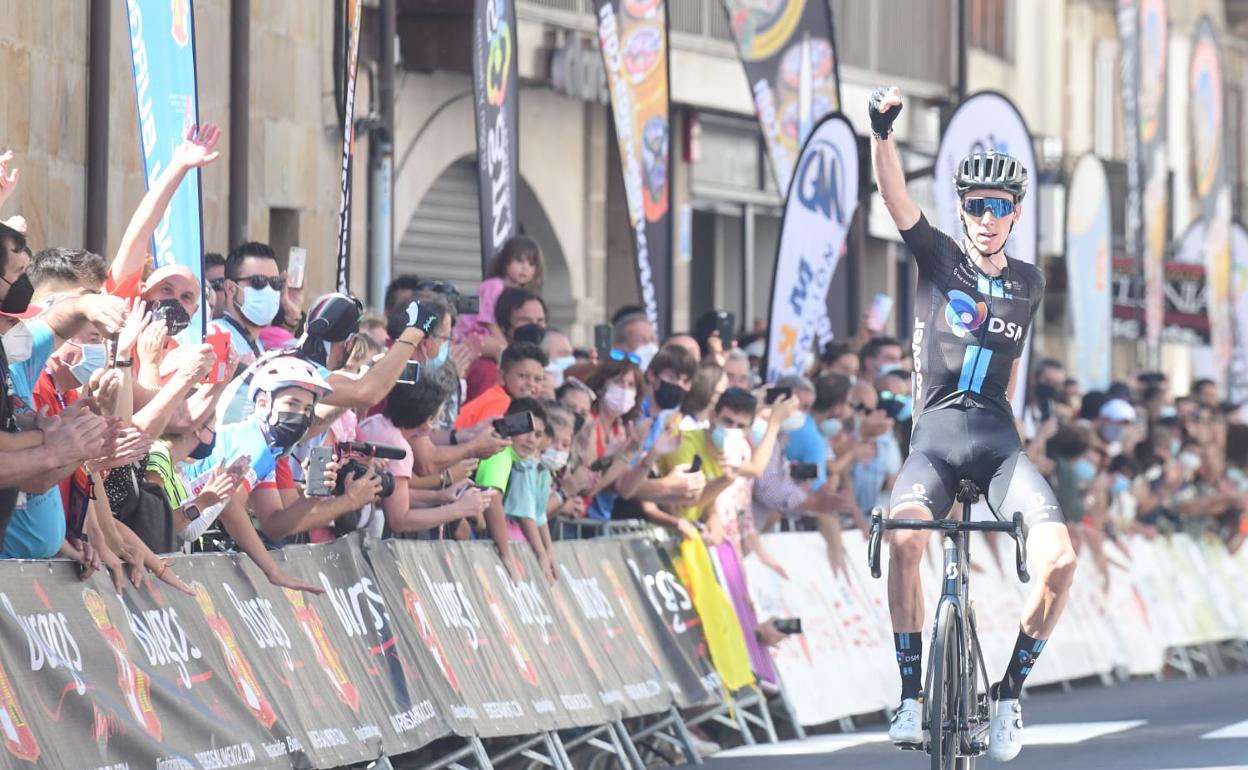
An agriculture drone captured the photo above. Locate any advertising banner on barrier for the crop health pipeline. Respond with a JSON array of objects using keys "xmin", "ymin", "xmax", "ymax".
[
  {"xmin": 934, "ymin": 92, "xmax": 1038, "ymax": 417},
  {"xmin": 125, "ymin": 0, "xmax": 206, "ymax": 342},
  {"xmin": 335, "ymin": 0, "xmax": 364, "ymax": 293},
  {"xmin": 1065, "ymin": 155, "xmax": 1114, "ymax": 390},
  {"xmin": 1230, "ymin": 223, "xmax": 1248, "ymax": 403},
  {"xmin": 472, "ymin": 0, "xmax": 519, "ymax": 270},
  {"xmin": 763, "ymin": 113, "xmax": 859, "ymax": 382},
  {"xmin": 719, "ymin": 0, "xmax": 842, "ymax": 193},
  {"xmin": 595, "ymin": 0, "xmax": 673, "ymax": 335},
  {"xmin": 1189, "ymin": 16, "xmax": 1233, "ymax": 379}
]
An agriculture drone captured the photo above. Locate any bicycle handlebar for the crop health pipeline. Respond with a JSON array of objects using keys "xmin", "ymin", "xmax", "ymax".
[{"xmin": 866, "ymin": 509, "xmax": 1030, "ymax": 583}]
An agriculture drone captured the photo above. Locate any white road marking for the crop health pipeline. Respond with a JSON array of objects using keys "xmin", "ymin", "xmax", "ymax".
[
  {"xmin": 1021, "ymin": 719, "xmax": 1146, "ymax": 745},
  {"xmin": 1203, "ymin": 720, "xmax": 1248, "ymax": 740}
]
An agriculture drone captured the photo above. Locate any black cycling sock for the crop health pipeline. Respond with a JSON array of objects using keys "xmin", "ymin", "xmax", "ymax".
[
  {"xmin": 998, "ymin": 629, "xmax": 1047, "ymax": 699},
  {"xmin": 894, "ymin": 632, "xmax": 923, "ymax": 700}
]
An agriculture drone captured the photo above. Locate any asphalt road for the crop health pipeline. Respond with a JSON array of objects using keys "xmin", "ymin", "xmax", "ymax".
[{"xmin": 686, "ymin": 671, "xmax": 1248, "ymax": 770}]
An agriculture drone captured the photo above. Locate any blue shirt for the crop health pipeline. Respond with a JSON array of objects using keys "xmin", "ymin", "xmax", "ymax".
[
  {"xmin": 3, "ymin": 320, "xmax": 66, "ymax": 558},
  {"xmin": 784, "ymin": 414, "xmax": 828, "ymax": 491},
  {"xmin": 183, "ymin": 418, "xmax": 283, "ymax": 497}
]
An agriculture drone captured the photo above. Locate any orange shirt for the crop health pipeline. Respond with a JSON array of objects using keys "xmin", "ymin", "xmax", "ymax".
[{"xmin": 454, "ymin": 384, "xmax": 510, "ymax": 430}]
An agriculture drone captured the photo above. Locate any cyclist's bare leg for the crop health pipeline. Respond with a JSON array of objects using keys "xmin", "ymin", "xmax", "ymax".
[
  {"xmin": 1017, "ymin": 521, "xmax": 1076, "ymax": 637},
  {"xmin": 886, "ymin": 502, "xmax": 934, "ymax": 632}
]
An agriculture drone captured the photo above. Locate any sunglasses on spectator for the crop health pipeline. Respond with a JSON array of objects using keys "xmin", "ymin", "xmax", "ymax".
[
  {"xmin": 208, "ymin": 277, "xmax": 226, "ymax": 292},
  {"xmin": 851, "ymin": 402, "xmax": 874, "ymax": 414},
  {"xmin": 609, "ymin": 349, "xmax": 642, "ymax": 366},
  {"xmin": 232, "ymin": 275, "xmax": 285, "ymax": 291},
  {"xmin": 417, "ymin": 279, "xmax": 459, "ymax": 296},
  {"xmin": 962, "ymin": 197, "xmax": 1016, "ymax": 218}
]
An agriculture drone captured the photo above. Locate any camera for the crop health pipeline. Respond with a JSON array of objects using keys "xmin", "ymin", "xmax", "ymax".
[
  {"xmin": 333, "ymin": 459, "xmax": 396, "ymax": 500},
  {"xmin": 332, "ymin": 441, "xmax": 407, "ymax": 500}
]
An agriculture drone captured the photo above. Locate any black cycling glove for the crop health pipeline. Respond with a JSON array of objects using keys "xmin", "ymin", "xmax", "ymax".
[
  {"xmin": 869, "ymin": 87, "xmax": 902, "ymax": 140},
  {"xmin": 404, "ymin": 299, "xmax": 441, "ymax": 335}
]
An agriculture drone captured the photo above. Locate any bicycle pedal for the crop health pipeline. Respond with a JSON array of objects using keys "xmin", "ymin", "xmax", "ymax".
[{"xmin": 896, "ymin": 741, "xmax": 925, "ymax": 752}]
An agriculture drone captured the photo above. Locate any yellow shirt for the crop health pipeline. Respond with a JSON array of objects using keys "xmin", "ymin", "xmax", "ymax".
[{"xmin": 658, "ymin": 429, "xmax": 723, "ymax": 521}]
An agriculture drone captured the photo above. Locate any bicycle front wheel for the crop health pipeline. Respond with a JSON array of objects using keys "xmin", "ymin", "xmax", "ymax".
[{"xmin": 928, "ymin": 601, "xmax": 961, "ymax": 770}]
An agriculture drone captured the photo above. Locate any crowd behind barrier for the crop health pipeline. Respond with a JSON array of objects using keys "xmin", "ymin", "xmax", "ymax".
[{"xmin": 0, "ymin": 127, "xmax": 1246, "ymax": 769}]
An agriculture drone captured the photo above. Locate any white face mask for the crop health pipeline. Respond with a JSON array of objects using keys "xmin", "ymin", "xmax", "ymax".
[
  {"xmin": 780, "ymin": 411, "xmax": 807, "ymax": 433},
  {"xmin": 238, "ymin": 284, "xmax": 281, "ymax": 326},
  {"xmin": 634, "ymin": 342, "xmax": 659, "ymax": 371},
  {"xmin": 545, "ymin": 356, "xmax": 577, "ymax": 388},
  {"xmin": 603, "ymin": 384, "xmax": 637, "ymax": 417},
  {"xmin": 2, "ymin": 322, "xmax": 34, "ymax": 364},
  {"xmin": 541, "ymin": 448, "xmax": 569, "ymax": 471}
]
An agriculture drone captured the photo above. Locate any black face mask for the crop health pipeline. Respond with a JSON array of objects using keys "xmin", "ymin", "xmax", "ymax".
[
  {"xmin": 152, "ymin": 298, "xmax": 192, "ymax": 336},
  {"xmin": 268, "ymin": 411, "xmax": 312, "ymax": 450},
  {"xmin": 189, "ymin": 432, "xmax": 217, "ymax": 460},
  {"xmin": 0, "ymin": 273, "xmax": 33, "ymax": 314},
  {"xmin": 1033, "ymin": 382, "xmax": 1060, "ymax": 403},
  {"xmin": 654, "ymin": 380, "xmax": 687, "ymax": 411},
  {"xmin": 512, "ymin": 323, "xmax": 546, "ymax": 345},
  {"xmin": 573, "ymin": 412, "xmax": 587, "ymax": 436}
]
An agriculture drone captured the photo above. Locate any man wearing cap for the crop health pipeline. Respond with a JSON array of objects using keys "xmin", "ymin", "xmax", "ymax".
[
  {"xmin": 1096, "ymin": 398, "xmax": 1137, "ymax": 446},
  {"xmin": 612, "ymin": 305, "xmax": 659, "ymax": 371}
]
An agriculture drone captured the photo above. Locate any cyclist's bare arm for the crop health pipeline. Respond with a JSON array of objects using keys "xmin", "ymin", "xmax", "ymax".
[{"xmin": 869, "ymin": 87, "xmax": 921, "ymax": 231}]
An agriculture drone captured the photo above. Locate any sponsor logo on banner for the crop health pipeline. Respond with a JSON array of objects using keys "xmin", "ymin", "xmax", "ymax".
[
  {"xmin": 764, "ymin": 114, "xmax": 859, "ymax": 382},
  {"xmin": 82, "ymin": 587, "xmax": 164, "ymax": 739},
  {"xmin": 720, "ymin": 0, "xmax": 841, "ymax": 192},
  {"xmin": 194, "ymin": 584, "xmax": 279, "ymax": 728},
  {"xmin": 473, "ymin": 0, "xmax": 519, "ymax": 268},
  {"xmin": 125, "ymin": 0, "xmax": 205, "ymax": 341},
  {"xmin": 933, "ymin": 91, "xmax": 1038, "ymax": 418},
  {"xmin": 335, "ymin": 0, "xmax": 363, "ymax": 293},
  {"xmin": 284, "ymin": 587, "xmax": 362, "ymax": 712},
  {"xmin": 596, "ymin": 0, "xmax": 672, "ymax": 334},
  {"xmin": 1065, "ymin": 154, "xmax": 1114, "ymax": 389}
]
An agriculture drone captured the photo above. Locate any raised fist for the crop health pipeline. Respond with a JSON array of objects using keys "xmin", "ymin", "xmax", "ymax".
[{"xmin": 868, "ymin": 86, "xmax": 903, "ymax": 140}]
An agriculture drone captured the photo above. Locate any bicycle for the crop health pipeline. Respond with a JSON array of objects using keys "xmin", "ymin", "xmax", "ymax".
[{"xmin": 867, "ymin": 479, "xmax": 1030, "ymax": 770}]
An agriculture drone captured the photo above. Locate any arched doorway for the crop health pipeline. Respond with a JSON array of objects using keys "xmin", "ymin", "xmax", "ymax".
[{"xmin": 394, "ymin": 158, "xmax": 573, "ymax": 330}]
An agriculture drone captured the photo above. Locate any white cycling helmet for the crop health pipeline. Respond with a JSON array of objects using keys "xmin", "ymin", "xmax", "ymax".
[{"xmin": 247, "ymin": 355, "xmax": 333, "ymax": 402}]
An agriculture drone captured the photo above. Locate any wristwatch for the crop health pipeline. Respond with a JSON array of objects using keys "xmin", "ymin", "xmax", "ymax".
[{"xmin": 182, "ymin": 503, "xmax": 202, "ymax": 522}]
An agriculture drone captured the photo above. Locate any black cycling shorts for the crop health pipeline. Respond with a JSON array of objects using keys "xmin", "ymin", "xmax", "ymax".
[{"xmin": 888, "ymin": 404, "xmax": 1064, "ymax": 531}]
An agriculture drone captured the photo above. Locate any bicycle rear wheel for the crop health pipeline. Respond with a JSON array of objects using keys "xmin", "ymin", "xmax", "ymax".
[{"xmin": 928, "ymin": 602, "xmax": 960, "ymax": 770}]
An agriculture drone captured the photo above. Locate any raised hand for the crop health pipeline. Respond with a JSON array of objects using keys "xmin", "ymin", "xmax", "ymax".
[
  {"xmin": 869, "ymin": 86, "xmax": 903, "ymax": 139},
  {"xmin": 79, "ymin": 293, "xmax": 128, "ymax": 334},
  {"xmin": 44, "ymin": 408, "xmax": 109, "ymax": 463},
  {"xmin": 116, "ymin": 299, "xmax": 151, "ymax": 357},
  {"xmin": 196, "ymin": 466, "xmax": 243, "ymax": 510},
  {"xmin": 172, "ymin": 123, "xmax": 222, "ymax": 170},
  {"xmin": 136, "ymin": 319, "xmax": 169, "ymax": 366},
  {"xmin": 180, "ymin": 344, "xmax": 217, "ymax": 382},
  {"xmin": 0, "ymin": 150, "xmax": 19, "ymax": 208}
]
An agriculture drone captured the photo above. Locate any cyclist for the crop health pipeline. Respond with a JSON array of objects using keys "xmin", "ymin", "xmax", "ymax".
[{"xmin": 869, "ymin": 86, "xmax": 1077, "ymax": 761}]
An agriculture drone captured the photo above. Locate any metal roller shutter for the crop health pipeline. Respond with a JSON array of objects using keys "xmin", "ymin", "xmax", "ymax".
[{"xmin": 394, "ymin": 160, "xmax": 484, "ymax": 293}]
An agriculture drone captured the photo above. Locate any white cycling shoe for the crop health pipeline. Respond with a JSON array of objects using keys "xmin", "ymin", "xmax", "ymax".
[
  {"xmin": 888, "ymin": 698, "xmax": 924, "ymax": 744},
  {"xmin": 988, "ymin": 697, "xmax": 1024, "ymax": 761}
]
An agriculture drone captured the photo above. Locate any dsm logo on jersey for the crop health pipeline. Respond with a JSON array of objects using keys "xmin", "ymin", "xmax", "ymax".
[{"xmin": 987, "ymin": 317, "xmax": 1024, "ymax": 341}]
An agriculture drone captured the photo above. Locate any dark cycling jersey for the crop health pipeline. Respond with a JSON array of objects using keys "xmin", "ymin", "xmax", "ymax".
[
  {"xmin": 900, "ymin": 213, "xmax": 1045, "ymax": 420},
  {"xmin": 890, "ymin": 213, "xmax": 1061, "ymax": 529}
]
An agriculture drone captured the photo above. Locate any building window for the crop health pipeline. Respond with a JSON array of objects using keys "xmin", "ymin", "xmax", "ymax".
[{"xmin": 969, "ymin": 0, "xmax": 1011, "ymax": 61}]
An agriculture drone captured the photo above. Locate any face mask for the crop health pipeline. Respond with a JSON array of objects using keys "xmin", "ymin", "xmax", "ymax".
[
  {"xmin": 573, "ymin": 412, "xmax": 587, "ymax": 436},
  {"xmin": 634, "ymin": 342, "xmax": 659, "ymax": 371},
  {"xmin": 153, "ymin": 298, "xmax": 191, "ymax": 336},
  {"xmin": 428, "ymin": 340, "xmax": 450, "ymax": 371},
  {"xmin": 1169, "ymin": 439, "xmax": 1182, "ymax": 457},
  {"xmin": 0, "ymin": 273, "xmax": 34, "ymax": 314},
  {"xmin": 545, "ymin": 356, "xmax": 576, "ymax": 388},
  {"xmin": 512, "ymin": 323, "xmax": 546, "ymax": 345},
  {"xmin": 1178, "ymin": 452, "xmax": 1201, "ymax": 474},
  {"xmin": 1110, "ymin": 475, "xmax": 1130, "ymax": 496},
  {"xmin": 710, "ymin": 425, "xmax": 743, "ymax": 451},
  {"xmin": 238, "ymin": 285, "xmax": 281, "ymax": 326},
  {"xmin": 654, "ymin": 380, "xmax": 686, "ymax": 411},
  {"xmin": 1072, "ymin": 458, "xmax": 1098, "ymax": 483},
  {"xmin": 1, "ymin": 322, "xmax": 33, "ymax": 363},
  {"xmin": 780, "ymin": 411, "xmax": 806, "ymax": 433},
  {"xmin": 189, "ymin": 432, "xmax": 217, "ymax": 460},
  {"xmin": 541, "ymin": 448, "xmax": 569, "ymax": 472},
  {"xmin": 603, "ymin": 385, "xmax": 636, "ymax": 417},
  {"xmin": 68, "ymin": 343, "xmax": 107, "ymax": 387},
  {"xmin": 896, "ymin": 395, "xmax": 913, "ymax": 422},
  {"xmin": 1100, "ymin": 423, "xmax": 1125, "ymax": 443},
  {"xmin": 820, "ymin": 418, "xmax": 843, "ymax": 438},
  {"xmin": 750, "ymin": 418, "xmax": 768, "ymax": 445},
  {"xmin": 879, "ymin": 362, "xmax": 903, "ymax": 377},
  {"xmin": 267, "ymin": 410, "xmax": 312, "ymax": 450},
  {"xmin": 1033, "ymin": 382, "xmax": 1060, "ymax": 402}
]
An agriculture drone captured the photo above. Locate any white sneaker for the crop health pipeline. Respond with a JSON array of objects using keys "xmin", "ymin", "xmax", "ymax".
[
  {"xmin": 888, "ymin": 698, "xmax": 924, "ymax": 744},
  {"xmin": 988, "ymin": 697, "xmax": 1023, "ymax": 761}
]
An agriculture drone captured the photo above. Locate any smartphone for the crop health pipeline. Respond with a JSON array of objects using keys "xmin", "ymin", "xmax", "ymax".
[
  {"xmin": 287, "ymin": 246, "xmax": 307, "ymax": 289},
  {"xmin": 398, "ymin": 360, "xmax": 420, "ymax": 386},
  {"xmin": 765, "ymin": 386, "xmax": 792, "ymax": 405},
  {"xmin": 305, "ymin": 446, "xmax": 335, "ymax": 497},
  {"xmin": 204, "ymin": 332, "xmax": 233, "ymax": 384},
  {"xmin": 773, "ymin": 617, "xmax": 803, "ymax": 635},
  {"xmin": 688, "ymin": 455, "xmax": 703, "ymax": 473},
  {"xmin": 790, "ymin": 462, "xmax": 819, "ymax": 481},
  {"xmin": 454, "ymin": 294, "xmax": 480, "ymax": 315},
  {"xmin": 594, "ymin": 324, "xmax": 613, "ymax": 359},
  {"xmin": 866, "ymin": 293, "xmax": 893, "ymax": 333},
  {"xmin": 715, "ymin": 311, "xmax": 736, "ymax": 347},
  {"xmin": 493, "ymin": 411, "xmax": 535, "ymax": 438}
]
